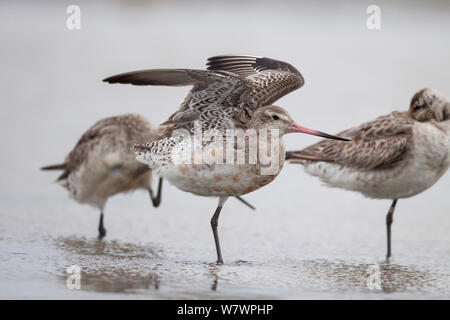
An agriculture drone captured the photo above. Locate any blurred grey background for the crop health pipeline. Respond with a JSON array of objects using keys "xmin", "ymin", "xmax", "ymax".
[{"xmin": 1, "ymin": 0, "xmax": 450, "ymax": 299}]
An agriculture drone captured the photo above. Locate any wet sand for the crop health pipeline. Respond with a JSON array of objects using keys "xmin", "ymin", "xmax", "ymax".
[{"xmin": 1, "ymin": 0, "xmax": 450, "ymax": 299}]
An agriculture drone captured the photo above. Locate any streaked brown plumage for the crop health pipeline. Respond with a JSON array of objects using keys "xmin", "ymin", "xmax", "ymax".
[
  {"xmin": 287, "ymin": 111, "xmax": 414, "ymax": 170},
  {"xmin": 287, "ymin": 88, "xmax": 450, "ymax": 258},
  {"xmin": 104, "ymin": 56, "xmax": 304, "ymax": 138},
  {"xmin": 41, "ymin": 114, "xmax": 162, "ymax": 238}
]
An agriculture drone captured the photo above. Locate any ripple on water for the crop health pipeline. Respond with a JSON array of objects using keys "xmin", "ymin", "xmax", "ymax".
[
  {"xmin": 54, "ymin": 237, "xmax": 161, "ymax": 293},
  {"xmin": 292, "ymin": 259, "xmax": 449, "ymax": 294},
  {"xmin": 47, "ymin": 236, "xmax": 450, "ymax": 298}
]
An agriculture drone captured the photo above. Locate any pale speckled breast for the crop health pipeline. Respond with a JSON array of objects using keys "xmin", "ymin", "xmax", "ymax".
[{"xmin": 160, "ymin": 141, "xmax": 286, "ymax": 197}]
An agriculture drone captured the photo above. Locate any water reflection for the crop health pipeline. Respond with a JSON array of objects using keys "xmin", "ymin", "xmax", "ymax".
[
  {"xmin": 55, "ymin": 236, "xmax": 161, "ymax": 293},
  {"xmin": 56, "ymin": 237, "xmax": 160, "ymax": 258},
  {"xmin": 206, "ymin": 260, "xmax": 256, "ymax": 292},
  {"xmin": 208, "ymin": 265, "xmax": 219, "ymax": 291},
  {"xmin": 69, "ymin": 268, "xmax": 160, "ymax": 293},
  {"xmin": 298, "ymin": 259, "xmax": 444, "ymax": 293},
  {"xmin": 52, "ymin": 237, "xmax": 448, "ymax": 296}
]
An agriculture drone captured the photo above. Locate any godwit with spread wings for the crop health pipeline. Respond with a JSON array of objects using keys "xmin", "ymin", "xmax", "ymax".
[
  {"xmin": 41, "ymin": 114, "xmax": 163, "ymax": 238},
  {"xmin": 287, "ymin": 88, "xmax": 450, "ymax": 258},
  {"xmin": 104, "ymin": 55, "xmax": 347, "ymax": 263}
]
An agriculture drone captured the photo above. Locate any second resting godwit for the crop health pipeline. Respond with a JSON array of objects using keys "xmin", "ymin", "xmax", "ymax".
[
  {"xmin": 287, "ymin": 88, "xmax": 450, "ymax": 258},
  {"xmin": 104, "ymin": 55, "xmax": 348, "ymax": 263},
  {"xmin": 41, "ymin": 114, "xmax": 163, "ymax": 238}
]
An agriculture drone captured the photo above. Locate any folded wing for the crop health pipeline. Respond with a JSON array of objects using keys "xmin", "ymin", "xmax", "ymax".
[{"xmin": 286, "ymin": 112, "xmax": 414, "ymax": 170}]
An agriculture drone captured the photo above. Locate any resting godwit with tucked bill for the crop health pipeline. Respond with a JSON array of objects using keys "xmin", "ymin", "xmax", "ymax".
[
  {"xmin": 41, "ymin": 114, "xmax": 255, "ymax": 238},
  {"xmin": 104, "ymin": 55, "xmax": 348, "ymax": 263},
  {"xmin": 41, "ymin": 114, "xmax": 163, "ymax": 238},
  {"xmin": 287, "ymin": 88, "xmax": 450, "ymax": 258}
]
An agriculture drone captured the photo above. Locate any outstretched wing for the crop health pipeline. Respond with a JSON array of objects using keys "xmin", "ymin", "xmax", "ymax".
[
  {"xmin": 105, "ymin": 56, "xmax": 305, "ymax": 157},
  {"xmin": 104, "ymin": 69, "xmax": 252, "ymax": 136},
  {"xmin": 206, "ymin": 55, "xmax": 304, "ymax": 109},
  {"xmin": 286, "ymin": 112, "xmax": 414, "ymax": 170}
]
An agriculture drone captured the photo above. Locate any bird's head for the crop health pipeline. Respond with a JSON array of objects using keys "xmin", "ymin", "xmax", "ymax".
[
  {"xmin": 249, "ymin": 105, "xmax": 349, "ymax": 141},
  {"xmin": 409, "ymin": 88, "xmax": 450, "ymax": 122}
]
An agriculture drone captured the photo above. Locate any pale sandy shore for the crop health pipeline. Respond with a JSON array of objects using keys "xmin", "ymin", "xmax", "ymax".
[{"xmin": 1, "ymin": 0, "xmax": 450, "ymax": 299}]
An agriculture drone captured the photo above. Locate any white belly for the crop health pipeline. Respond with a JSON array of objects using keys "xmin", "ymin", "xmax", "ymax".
[
  {"xmin": 165, "ymin": 162, "xmax": 280, "ymax": 197},
  {"xmin": 304, "ymin": 160, "xmax": 444, "ymax": 199},
  {"xmin": 67, "ymin": 150, "xmax": 152, "ymax": 209},
  {"xmin": 304, "ymin": 123, "xmax": 450, "ymax": 199},
  {"xmin": 138, "ymin": 135, "xmax": 286, "ymax": 197}
]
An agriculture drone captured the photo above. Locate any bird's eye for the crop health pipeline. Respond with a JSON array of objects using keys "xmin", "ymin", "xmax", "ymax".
[
  {"xmin": 427, "ymin": 95, "xmax": 436, "ymax": 105},
  {"xmin": 272, "ymin": 115, "xmax": 279, "ymax": 120}
]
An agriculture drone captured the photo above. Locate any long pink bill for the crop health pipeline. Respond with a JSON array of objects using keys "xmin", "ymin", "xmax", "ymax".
[{"xmin": 290, "ymin": 122, "xmax": 350, "ymax": 141}]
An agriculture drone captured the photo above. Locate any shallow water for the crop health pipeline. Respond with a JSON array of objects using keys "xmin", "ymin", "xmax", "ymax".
[{"xmin": 1, "ymin": 0, "xmax": 450, "ymax": 299}]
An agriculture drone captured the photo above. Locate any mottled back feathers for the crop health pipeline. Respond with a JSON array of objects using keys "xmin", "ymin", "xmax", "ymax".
[
  {"xmin": 286, "ymin": 111, "xmax": 414, "ymax": 170},
  {"xmin": 49, "ymin": 114, "xmax": 157, "ymax": 181}
]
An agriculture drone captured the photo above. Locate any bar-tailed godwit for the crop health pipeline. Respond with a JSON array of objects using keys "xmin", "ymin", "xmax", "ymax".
[
  {"xmin": 41, "ymin": 114, "xmax": 163, "ymax": 238},
  {"xmin": 104, "ymin": 55, "xmax": 348, "ymax": 263},
  {"xmin": 286, "ymin": 88, "xmax": 450, "ymax": 258}
]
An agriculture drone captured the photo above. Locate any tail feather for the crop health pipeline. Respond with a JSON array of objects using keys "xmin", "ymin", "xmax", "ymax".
[
  {"xmin": 40, "ymin": 163, "xmax": 66, "ymax": 171},
  {"xmin": 41, "ymin": 163, "xmax": 69, "ymax": 181},
  {"xmin": 285, "ymin": 151, "xmax": 330, "ymax": 164},
  {"xmin": 285, "ymin": 151, "xmax": 297, "ymax": 160}
]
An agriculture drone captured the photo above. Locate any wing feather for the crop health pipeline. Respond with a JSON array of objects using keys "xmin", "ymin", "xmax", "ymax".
[
  {"xmin": 105, "ymin": 56, "xmax": 306, "ymax": 156},
  {"xmin": 103, "ymin": 69, "xmax": 197, "ymax": 86},
  {"xmin": 286, "ymin": 112, "xmax": 414, "ymax": 169},
  {"xmin": 206, "ymin": 55, "xmax": 305, "ymax": 108}
]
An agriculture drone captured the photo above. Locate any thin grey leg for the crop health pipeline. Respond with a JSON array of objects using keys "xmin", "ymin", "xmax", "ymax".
[
  {"xmin": 98, "ymin": 211, "xmax": 106, "ymax": 239},
  {"xmin": 386, "ymin": 199, "xmax": 398, "ymax": 258},
  {"xmin": 234, "ymin": 196, "xmax": 255, "ymax": 210},
  {"xmin": 211, "ymin": 197, "xmax": 228, "ymax": 264},
  {"xmin": 149, "ymin": 178, "xmax": 163, "ymax": 207}
]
